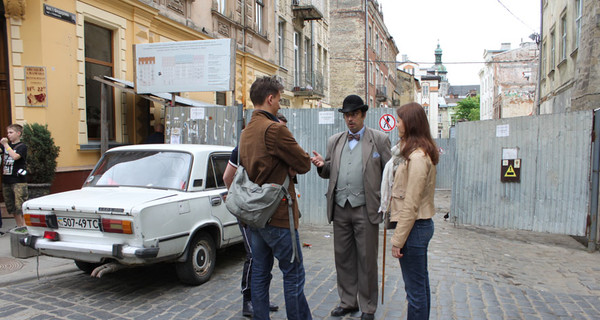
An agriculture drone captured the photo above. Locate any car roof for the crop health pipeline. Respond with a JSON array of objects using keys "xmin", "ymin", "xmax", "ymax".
[{"xmin": 107, "ymin": 144, "xmax": 233, "ymax": 154}]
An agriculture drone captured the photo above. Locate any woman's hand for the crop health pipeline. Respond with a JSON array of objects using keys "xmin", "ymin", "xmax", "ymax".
[{"xmin": 392, "ymin": 245, "xmax": 403, "ymax": 259}]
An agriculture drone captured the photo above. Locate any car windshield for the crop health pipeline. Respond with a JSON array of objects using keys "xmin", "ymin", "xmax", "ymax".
[{"xmin": 84, "ymin": 151, "xmax": 192, "ymax": 191}]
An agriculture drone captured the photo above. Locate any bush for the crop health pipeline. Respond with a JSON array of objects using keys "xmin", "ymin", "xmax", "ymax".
[{"xmin": 21, "ymin": 123, "xmax": 60, "ymax": 184}]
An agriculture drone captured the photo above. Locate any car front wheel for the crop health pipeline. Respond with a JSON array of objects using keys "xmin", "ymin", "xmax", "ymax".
[{"xmin": 175, "ymin": 232, "xmax": 216, "ymax": 285}]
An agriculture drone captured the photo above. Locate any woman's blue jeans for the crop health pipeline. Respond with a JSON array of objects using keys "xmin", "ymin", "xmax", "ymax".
[
  {"xmin": 251, "ymin": 225, "xmax": 312, "ymax": 320},
  {"xmin": 399, "ymin": 219, "xmax": 434, "ymax": 320}
]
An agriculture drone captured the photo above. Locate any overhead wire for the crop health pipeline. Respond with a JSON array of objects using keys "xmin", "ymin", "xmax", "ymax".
[{"xmin": 495, "ymin": 0, "xmax": 537, "ymax": 33}]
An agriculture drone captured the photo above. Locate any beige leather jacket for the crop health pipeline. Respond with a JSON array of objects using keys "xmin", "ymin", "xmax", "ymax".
[{"xmin": 390, "ymin": 148, "xmax": 436, "ymax": 248}]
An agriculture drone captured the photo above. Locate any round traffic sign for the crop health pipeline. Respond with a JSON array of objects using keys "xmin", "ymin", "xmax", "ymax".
[{"xmin": 379, "ymin": 114, "xmax": 396, "ymax": 132}]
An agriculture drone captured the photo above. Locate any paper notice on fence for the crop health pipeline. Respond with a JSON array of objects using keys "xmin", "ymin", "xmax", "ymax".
[
  {"xmin": 496, "ymin": 124, "xmax": 509, "ymax": 137},
  {"xmin": 319, "ymin": 111, "xmax": 335, "ymax": 124},
  {"xmin": 191, "ymin": 107, "xmax": 205, "ymax": 120}
]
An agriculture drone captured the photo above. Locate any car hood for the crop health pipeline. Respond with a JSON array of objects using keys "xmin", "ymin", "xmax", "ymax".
[{"xmin": 23, "ymin": 187, "xmax": 179, "ymax": 215}]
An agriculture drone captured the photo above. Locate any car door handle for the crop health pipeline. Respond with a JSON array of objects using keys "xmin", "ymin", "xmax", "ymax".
[{"xmin": 210, "ymin": 196, "xmax": 222, "ymax": 206}]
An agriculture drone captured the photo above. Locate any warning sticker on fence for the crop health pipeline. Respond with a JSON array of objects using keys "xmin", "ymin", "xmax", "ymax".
[{"xmin": 379, "ymin": 114, "xmax": 396, "ymax": 132}]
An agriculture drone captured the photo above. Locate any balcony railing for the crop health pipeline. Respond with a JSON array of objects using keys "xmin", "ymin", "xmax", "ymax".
[
  {"xmin": 376, "ymin": 85, "xmax": 387, "ymax": 101},
  {"xmin": 293, "ymin": 71, "xmax": 325, "ymax": 99},
  {"xmin": 292, "ymin": 0, "xmax": 324, "ymax": 21}
]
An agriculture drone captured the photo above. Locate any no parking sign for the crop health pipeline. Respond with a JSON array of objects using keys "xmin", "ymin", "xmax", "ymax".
[{"xmin": 379, "ymin": 114, "xmax": 396, "ymax": 132}]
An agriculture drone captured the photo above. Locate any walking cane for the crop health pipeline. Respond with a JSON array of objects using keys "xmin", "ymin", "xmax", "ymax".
[{"xmin": 381, "ymin": 211, "xmax": 387, "ymax": 304}]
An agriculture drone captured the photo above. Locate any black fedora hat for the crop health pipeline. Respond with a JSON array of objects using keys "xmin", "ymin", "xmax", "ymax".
[{"xmin": 338, "ymin": 94, "xmax": 369, "ymax": 113}]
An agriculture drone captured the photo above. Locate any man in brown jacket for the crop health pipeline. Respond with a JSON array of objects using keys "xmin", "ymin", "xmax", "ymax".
[{"xmin": 239, "ymin": 76, "xmax": 312, "ymax": 320}]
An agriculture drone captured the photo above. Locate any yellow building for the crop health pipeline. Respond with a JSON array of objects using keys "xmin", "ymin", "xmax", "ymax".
[{"xmin": 1, "ymin": 0, "xmax": 278, "ymax": 192}]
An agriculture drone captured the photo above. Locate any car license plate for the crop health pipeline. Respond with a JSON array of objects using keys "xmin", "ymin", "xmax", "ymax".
[{"xmin": 57, "ymin": 217, "xmax": 100, "ymax": 230}]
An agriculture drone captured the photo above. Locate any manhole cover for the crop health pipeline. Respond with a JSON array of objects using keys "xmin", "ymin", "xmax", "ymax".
[{"xmin": 0, "ymin": 257, "xmax": 24, "ymax": 275}]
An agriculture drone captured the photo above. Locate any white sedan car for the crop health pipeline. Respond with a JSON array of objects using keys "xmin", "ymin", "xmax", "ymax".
[{"xmin": 21, "ymin": 144, "xmax": 242, "ymax": 285}]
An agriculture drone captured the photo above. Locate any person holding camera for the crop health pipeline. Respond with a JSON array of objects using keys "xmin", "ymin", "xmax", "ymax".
[{"xmin": 1, "ymin": 124, "xmax": 28, "ymax": 233}]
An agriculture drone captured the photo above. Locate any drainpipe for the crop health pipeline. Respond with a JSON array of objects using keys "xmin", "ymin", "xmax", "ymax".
[
  {"xmin": 589, "ymin": 109, "xmax": 600, "ymax": 252},
  {"xmin": 535, "ymin": 0, "xmax": 543, "ymax": 115},
  {"xmin": 364, "ymin": 0, "xmax": 369, "ymax": 103}
]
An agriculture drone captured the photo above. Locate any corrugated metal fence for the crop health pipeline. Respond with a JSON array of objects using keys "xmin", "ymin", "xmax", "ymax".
[
  {"xmin": 167, "ymin": 105, "xmax": 238, "ymax": 146},
  {"xmin": 259, "ymin": 108, "xmax": 401, "ymax": 225},
  {"xmin": 167, "ymin": 106, "xmax": 594, "ymax": 234},
  {"xmin": 435, "ymin": 138, "xmax": 456, "ymax": 189},
  {"xmin": 451, "ymin": 110, "xmax": 593, "ymax": 236}
]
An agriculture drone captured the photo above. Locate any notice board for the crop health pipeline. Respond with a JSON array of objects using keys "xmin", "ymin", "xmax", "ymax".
[{"xmin": 134, "ymin": 39, "xmax": 235, "ymax": 94}]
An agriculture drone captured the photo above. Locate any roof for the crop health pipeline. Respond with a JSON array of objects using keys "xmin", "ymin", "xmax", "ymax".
[
  {"xmin": 107, "ymin": 144, "xmax": 233, "ymax": 154},
  {"xmin": 448, "ymin": 85, "xmax": 480, "ymax": 96},
  {"xmin": 101, "ymin": 76, "xmax": 216, "ymax": 108}
]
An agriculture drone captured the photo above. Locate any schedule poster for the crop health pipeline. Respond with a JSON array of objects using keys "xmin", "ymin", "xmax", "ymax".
[{"xmin": 134, "ymin": 39, "xmax": 234, "ymax": 94}]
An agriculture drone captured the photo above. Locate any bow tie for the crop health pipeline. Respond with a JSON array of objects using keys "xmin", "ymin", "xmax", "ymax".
[{"xmin": 348, "ymin": 133, "xmax": 360, "ymax": 141}]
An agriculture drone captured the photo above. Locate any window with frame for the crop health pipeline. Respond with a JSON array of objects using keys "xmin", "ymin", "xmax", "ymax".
[
  {"xmin": 575, "ymin": 0, "xmax": 582, "ymax": 49},
  {"xmin": 368, "ymin": 25, "xmax": 372, "ymax": 46},
  {"xmin": 542, "ymin": 41, "xmax": 547, "ymax": 75},
  {"xmin": 550, "ymin": 28, "xmax": 556, "ymax": 69},
  {"xmin": 205, "ymin": 153, "xmax": 229, "ymax": 189},
  {"xmin": 294, "ymin": 32, "xmax": 300, "ymax": 86},
  {"xmin": 560, "ymin": 14, "xmax": 567, "ymax": 61},
  {"xmin": 84, "ymin": 22, "xmax": 115, "ymax": 140},
  {"xmin": 217, "ymin": 0, "xmax": 226, "ymax": 14},
  {"xmin": 255, "ymin": 0, "xmax": 264, "ymax": 35},
  {"xmin": 423, "ymin": 84, "xmax": 429, "ymax": 96},
  {"xmin": 278, "ymin": 20, "xmax": 285, "ymax": 66},
  {"xmin": 369, "ymin": 62, "xmax": 373, "ymax": 84},
  {"xmin": 317, "ymin": 44, "xmax": 322, "ymax": 77},
  {"xmin": 323, "ymin": 49, "xmax": 328, "ymax": 85},
  {"xmin": 304, "ymin": 37, "xmax": 312, "ymax": 84},
  {"xmin": 375, "ymin": 33, "xmax": 379, "ymax": 55}
]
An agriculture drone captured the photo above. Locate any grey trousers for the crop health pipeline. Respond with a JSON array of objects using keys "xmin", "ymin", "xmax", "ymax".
[{"xmin": 333, "ymin": 202, "xmax": 379, "ymax": 314}]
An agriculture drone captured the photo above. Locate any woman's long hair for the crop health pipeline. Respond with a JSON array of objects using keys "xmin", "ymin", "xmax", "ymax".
[{"xmin": 396, "ymin": 102, "xmax": 439, "ymax": 165}]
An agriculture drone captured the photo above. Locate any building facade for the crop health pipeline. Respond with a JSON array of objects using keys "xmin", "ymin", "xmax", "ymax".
[
  {"xmin": 395, "ymin": 68, "xmax": 419, "ymax": 108},
  {"xmin": 329, "ymin": 0, "xmax": 398, "ymax": 109},
  {"xmin": 480, "ymin": 42, "xmax": 538, "ymax": 119},
  {"xmin": 1, "ymin": 0, "xmax": 283, "ymax": 192},
  {"xmin": 539, "ymin": 0, "xmax": 600, "ymax": 113},
  {"xmin": 275, "ymin": 0, "xmax": 330, "ymax": 109}
]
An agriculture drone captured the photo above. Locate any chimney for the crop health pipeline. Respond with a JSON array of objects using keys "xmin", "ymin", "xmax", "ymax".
[{"xmin": 500, "ymin": 43, "xmax": 511, "ymax": 50}]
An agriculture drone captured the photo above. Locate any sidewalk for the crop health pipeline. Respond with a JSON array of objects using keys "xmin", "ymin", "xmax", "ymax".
[
  {"xmin": 0, "ymin": 218, "xmax": 78, "ymax": 287},
  {"xmin": 0, "ymin": 191, "xmax": 599, "ymax": 319}
]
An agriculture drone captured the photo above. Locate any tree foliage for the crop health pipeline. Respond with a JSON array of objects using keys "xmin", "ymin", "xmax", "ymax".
[
  {"xmin": 454, "ymin": 95, "xmax": 480, "ymax": 122},
  {"xmin": 21, "ymin": 123, "xmax": 60, "ymax": 183}
]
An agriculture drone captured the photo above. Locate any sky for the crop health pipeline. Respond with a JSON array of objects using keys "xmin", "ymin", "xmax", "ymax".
[{"xmin": 377, "ymin": 0, "xmax": 541, "ymax": 85}]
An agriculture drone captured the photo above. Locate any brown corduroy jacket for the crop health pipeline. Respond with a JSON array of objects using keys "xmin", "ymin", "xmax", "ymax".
[{"xmin": 239, "ymin": 110, "xmax": 311, "ymax": 229}]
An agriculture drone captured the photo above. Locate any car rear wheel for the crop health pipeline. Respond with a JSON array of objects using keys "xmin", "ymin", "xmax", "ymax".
[
  {"xmin": 175, "ymin": 233, "xmax": 216, "ymax": 285},
  {"xmin": 75, "ymin": 260, "xmax": 102, "ymax": 274}
]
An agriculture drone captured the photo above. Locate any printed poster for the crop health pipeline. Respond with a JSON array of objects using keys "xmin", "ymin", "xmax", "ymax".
[{"xmin": 25, "ymin": 66, "xmax": 48, "ymax": 107}]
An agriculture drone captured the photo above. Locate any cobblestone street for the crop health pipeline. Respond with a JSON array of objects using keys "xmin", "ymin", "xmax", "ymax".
[{"xmin": 1, "ymin": 190, "xmax": 599, "ymax": 319}]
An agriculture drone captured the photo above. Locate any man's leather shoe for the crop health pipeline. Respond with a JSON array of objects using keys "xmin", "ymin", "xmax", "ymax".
[
  {"xmin": 269, "ymin": 303, "xmax": 279, "ymax": 311},
  {"xmin": 361, "ymin": 312, "xmax": 375, "ymax": 320},
  {"xmin": 242, "ymin": 301, "xmax": 253, "ymax": 317},
  {"xmin": 330, "ymin": 306, "xmax": 359, "ymax": 317}
]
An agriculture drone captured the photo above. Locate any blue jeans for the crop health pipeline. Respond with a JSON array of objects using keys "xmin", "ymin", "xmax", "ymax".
[
  {"xmin": 399, "ymin": 219, "xmax": 434, "ymax": 320},
  {"xmin": 251, "ymin": 225, "xmax": 312, "ymax": 320}
]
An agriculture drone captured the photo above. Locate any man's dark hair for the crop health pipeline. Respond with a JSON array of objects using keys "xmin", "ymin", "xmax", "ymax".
[{"xmin": 250, "ymin": 76, "xmax": 284, "ymax": 106}]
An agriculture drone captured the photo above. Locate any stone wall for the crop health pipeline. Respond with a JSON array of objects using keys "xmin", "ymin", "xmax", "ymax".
[{"xmin": 571, "ymin": 1, "xmax": 600, "ymax": 111}]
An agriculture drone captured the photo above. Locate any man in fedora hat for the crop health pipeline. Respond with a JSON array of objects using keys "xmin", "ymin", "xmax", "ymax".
[{"xmin": 311, "ymin": 94, "xmax": 391, "ymax": 320}]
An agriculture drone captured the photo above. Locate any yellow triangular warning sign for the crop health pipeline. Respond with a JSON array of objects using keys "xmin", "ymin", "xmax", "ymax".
[{"xmin": 505, "ymin": 165, "xmax": 517, "ymax": 177}]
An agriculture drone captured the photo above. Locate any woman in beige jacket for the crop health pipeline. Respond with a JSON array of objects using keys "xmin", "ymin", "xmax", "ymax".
[{"xmin": 389, "ymin": 102, "xmax": 439, "ymax": 320}]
